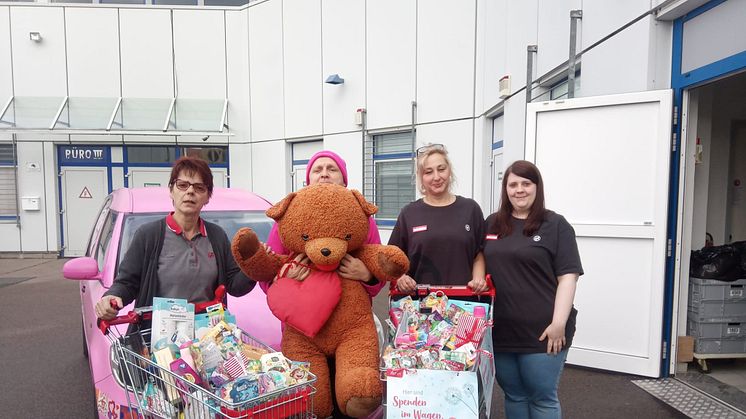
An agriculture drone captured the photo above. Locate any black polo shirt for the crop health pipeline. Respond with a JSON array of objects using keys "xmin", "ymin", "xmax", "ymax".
[{"xmin": 484, "ymin": 212, "xmax": 583, "ymax": 353}]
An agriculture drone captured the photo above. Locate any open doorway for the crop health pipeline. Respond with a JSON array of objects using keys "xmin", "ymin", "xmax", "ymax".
[{"xmin": 676, "ymin": 69, "xmax": 746, "ymax": 410}]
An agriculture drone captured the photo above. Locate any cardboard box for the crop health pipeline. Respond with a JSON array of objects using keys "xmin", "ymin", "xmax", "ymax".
[{"xmin": 677, "ymin": 336, "xmax": 694, "ymax": 362}]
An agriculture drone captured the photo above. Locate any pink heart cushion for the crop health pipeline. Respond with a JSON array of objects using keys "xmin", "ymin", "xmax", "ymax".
[{"xmin": 266, "ymin": 270, "xmax": 342, "ymax": 338}]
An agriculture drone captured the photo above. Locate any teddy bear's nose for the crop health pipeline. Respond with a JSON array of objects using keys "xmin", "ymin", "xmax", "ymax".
[{"xmin": 321, "ymin": 248, "xmax": 332, "ymax": 257}]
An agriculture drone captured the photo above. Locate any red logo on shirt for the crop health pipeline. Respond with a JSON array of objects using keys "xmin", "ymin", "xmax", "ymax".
[
  {"xmin": 208, "ymin": 251, "xmax": 215, "ymax": 258},
  {"xmin": 412, "ymin": 225, "xmax": 427, "ymax": 233},
  {"xmin": 486, "ymin": 234, "xmax": 499, "ymax": 240}
]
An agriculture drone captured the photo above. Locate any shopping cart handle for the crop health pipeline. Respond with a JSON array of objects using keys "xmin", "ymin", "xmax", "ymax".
[
  {"xmin": 97, "ymin": 284, "xmax": 226, "ymax": 335},
  {"xmin": 98, "ymin": 310, "xmax": 140, "ymax": 336},
  {"xmin": 390, "ymin": 274, "xmax": 495, "ymax": 297}
]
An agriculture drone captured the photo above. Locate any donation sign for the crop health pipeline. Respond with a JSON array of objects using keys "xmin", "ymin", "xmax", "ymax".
[{"xmin": 386, "ymin": 369, "xmax": 478, "ymax": 419}]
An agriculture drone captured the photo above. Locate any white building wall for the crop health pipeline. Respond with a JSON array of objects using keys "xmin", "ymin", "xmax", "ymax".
[
  {"xmin": 321, "ymin": 0, "xmax": 365, "ymax": 135},
  {"xmin": 173, "ymin": 10, "xmax": 226, "ymax": 99},
  {"xmin": 16, "ymin": 142, "xmax": 49, "ymax": 251},
  {"xmin": 0, "ymin": 0, "xmax": 680, "ymax": 253},
  {"xmin": 65, "ymin": 8, "xmax": 121, "ymax": 98},
  {"xmin": 365, "ymin": 0, "xmax": 416, "ymax": 131},
  {"xmin": 417, "ymin": 119, "xmax": 474, "ymax": 198},
  {"xmin": 324, "ymin": 132, "xmax": 361, "ymax": 190},
  {"xmin": 248, "ymin": 0, "xmax": 284, "ymax": 141},
  {"xmin": 119, "ymin": 9, "xmax": 174, "ymax": 98},
  {"xmin": 10, "ymin": 7, "xmax": 66, "ymax": 97},
  {"xmin": 283, "ymin": 0, "xmax": 322, "ymax": 139},
  {"xmin": 535, "ymin": 0, "xmax": 581, "ymax": 77},
  {"xmin": 65, "ymin": 8, "xmax": 122, "ymax": 145},
  {"xmin": 0, "ymin": 7, "xmax": 12, "ymax": 136},
  {"xmin": 416, "ymin": 0, "xmax": 476, "ymax": 124},
  {"xmin": 225, "ymin": 9, "xmax": 251, "ymax": 146},
  {"xmin": 251, "ymin": 140, "xmax": 288, "ymax": 204}
]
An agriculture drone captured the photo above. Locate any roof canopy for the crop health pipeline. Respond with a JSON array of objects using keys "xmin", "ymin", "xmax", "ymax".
[{"xmin": 0, "ymin": 96, "xmax": 230, "ymax": 136}]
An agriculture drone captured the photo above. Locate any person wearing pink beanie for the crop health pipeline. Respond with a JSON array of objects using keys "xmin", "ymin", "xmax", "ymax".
[{"xmin": 262, "ymin": 150, "xmax": 385, "ymax": 298}]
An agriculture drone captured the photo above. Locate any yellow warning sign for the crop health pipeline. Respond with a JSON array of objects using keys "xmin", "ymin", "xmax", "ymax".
[{"xmin": 79, "ymin": 187, "xmax": 93, "ymax": 199}]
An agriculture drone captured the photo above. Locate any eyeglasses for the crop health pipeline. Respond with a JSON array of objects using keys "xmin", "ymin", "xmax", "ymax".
[
  {"xmin": 416, "ymin": 143, "xmax": 445, "ymax": 156},
  {"xmin": 173, "ymin": 179, "xmax": 208, "ymax": 194}
]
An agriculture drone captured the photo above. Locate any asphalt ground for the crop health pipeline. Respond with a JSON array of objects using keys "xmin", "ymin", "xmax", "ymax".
[{"xmin": 0, "ymin": 257, "xmax": 686, "ymax": 418}]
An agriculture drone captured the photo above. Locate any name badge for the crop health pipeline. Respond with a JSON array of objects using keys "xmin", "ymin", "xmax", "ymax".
[
  {"xmin": 412, "ymin": 225, "xmax": 428, "ymax": 233},
  {"xmin": 486, "ymin": 234, "xmax": 499, "ymax": 240}
]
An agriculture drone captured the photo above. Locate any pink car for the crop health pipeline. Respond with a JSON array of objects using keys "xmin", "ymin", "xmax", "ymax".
[{"xmin": 63, "ymin": 187, "xmax": 281, "ymax": 419}]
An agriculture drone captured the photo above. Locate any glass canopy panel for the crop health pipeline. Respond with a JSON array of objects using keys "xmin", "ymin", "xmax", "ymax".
[
  {"xmin": 0, "ymin": 97, "xmax": 64, "ymax": 129},
  {"xmin": 54, "ymin": 97, "xmax": 119, "ymax": 130},
  {"xmin": 167, "ymin": 99, "xmax": 225, "ymax": 132},
  {"xmin": 111, "ymin": 98, "xmax": 172, "ymax": 131}
]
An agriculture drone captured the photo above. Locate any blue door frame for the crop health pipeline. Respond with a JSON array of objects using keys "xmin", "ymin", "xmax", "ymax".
[
  {"xmin": 56, "ymin": 144, "xmax": 231, "ymax": 252},
  {"xmin": 663, "ymin": 0, "xmax": 746, "ymax": 376}
]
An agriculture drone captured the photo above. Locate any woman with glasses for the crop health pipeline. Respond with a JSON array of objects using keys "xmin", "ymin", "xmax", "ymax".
[
  {"xmin": 484, "ymin": 160, "xmax": 582, "ymax": 419},
  {"xmin": 389, "ymin": 143, "xmax": 489, "ymax": 292},
  {"xmin": 95, "ymin": 156, "xmax": 255, "ymax": 322}
]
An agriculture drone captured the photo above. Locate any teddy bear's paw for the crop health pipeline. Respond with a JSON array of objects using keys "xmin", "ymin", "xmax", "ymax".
[
  {"xmin": 377, "ymin": 249, "xmax": 409, "ymax": 280},
  {"xmin": 234, "ymin": 227, "xmax": 260, "ymax": 260},
  {"xmin": 345, "ymin": 396, "xmax": 381, "ymax": 418}
]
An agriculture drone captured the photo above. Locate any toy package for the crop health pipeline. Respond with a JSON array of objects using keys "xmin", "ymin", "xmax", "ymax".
[
  {"xmin": 151, "ymin": 297, "xmax": 195, "ymax": 349},
  {"xmin": 384, "ymin": 296, "xmax": 492, "ymax": 372}
]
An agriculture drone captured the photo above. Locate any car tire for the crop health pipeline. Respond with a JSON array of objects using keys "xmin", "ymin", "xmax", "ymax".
[{"xmin": 82, "ymin": 318, "xmax": 89, "ymax": 359}]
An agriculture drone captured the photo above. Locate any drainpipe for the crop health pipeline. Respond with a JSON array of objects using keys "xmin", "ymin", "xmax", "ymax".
[
  {"xmin": 568, "ymin": 10, "xmax": 582, "ymax": 98},
  {"xmin": 11, "ymin": 134, "xmax": 22, "ymax": 253}
]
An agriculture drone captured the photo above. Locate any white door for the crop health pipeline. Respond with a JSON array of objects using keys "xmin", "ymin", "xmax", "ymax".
[
  {"xmin": 129, "ymin": 168, "xmax": 172, "ymax": 188},
  {"xmin": 61, "ymin": 167, "xmax": 108, "ymax": 257},
  {"xmin": 525, "ymin": 90, "xmax": 673, "ymax": 377},
  {"xmin": 491, "ymin": 149, "xmax": 504, "ymax": 213}
]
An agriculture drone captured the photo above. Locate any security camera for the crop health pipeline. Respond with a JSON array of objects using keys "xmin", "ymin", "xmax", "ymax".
[{"xmin": 201, "ymin": 136, "xmax": 209, "ymax": 142}]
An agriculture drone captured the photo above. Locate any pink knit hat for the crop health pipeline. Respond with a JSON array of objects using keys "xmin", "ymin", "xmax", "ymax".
[{"xmin": 306, "ymin": 150, "xmax": 348, "ymax": 186}]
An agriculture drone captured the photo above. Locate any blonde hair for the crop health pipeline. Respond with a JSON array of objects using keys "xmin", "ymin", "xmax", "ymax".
[{"xmin": 415, "ymin": 144, "xmax": 456, "ymax": 195}]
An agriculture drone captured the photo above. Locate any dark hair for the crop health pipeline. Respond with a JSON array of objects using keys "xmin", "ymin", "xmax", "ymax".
[
  {"xmin": 168, "ymin": 156, "xmax": 214, "ymax": 197},
  {"xmin": 489, "ymin": 160, "xmax": 548, "ymax": 237}
]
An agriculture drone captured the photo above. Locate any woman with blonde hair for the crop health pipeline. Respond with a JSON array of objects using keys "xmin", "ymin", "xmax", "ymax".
[{"xmin": 388, "ymin": 143, "xmax": 488, "ymax": 292}]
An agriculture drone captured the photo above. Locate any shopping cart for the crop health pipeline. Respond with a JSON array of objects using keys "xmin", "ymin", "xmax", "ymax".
[
  {"xmin": 99, "ymin": 285, "xmax": 317, "ymax": 419},
  {"xmin": 379, "ymin": 278, "xmax": 496, "ymax": 419}
]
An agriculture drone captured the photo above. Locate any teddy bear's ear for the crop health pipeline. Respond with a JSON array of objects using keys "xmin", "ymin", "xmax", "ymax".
[
  {"xmin": 266, "ymin": 192, "xmax": 297, "ymax": 220},
  {"xmin": 350, "ymin": 189, "xmax": 378, "ymax": 217}
]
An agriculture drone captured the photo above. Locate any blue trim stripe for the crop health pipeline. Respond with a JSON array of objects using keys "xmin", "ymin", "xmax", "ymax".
[
  {"xmin": 492, "ymin": 141, "xmax": 504, "ymax": 150},
  {"xmin": 675, "ymin": 50, "xmax": 746, "ymax": 90},
  {"xmin": 375, "ymin": 219, "xmax": 397, "ymax": 227},
  {"xmin": 0, "ymin": 215, "xmax": 18, "ymax": 221},
  {"xmin": 293, "ymin": 159, "xmax": 310, "ymax": 166}
]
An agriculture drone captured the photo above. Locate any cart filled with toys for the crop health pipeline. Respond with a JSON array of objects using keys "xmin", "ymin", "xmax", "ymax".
[
  {"xmin": 99, "ymin": 285, "xmax": 316, "ymax": 419},
  {"xmin": 380, "ymin": 279, "xmax": 496, "ymax": 418}
]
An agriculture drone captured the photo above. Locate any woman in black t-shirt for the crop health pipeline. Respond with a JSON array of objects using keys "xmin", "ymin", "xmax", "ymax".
[
  {"xmin": 484, "ymin": 160, "xmax": 583, "ymax": 419},
  {"xmin": 388, "ymin": 143, "xmax": 488, "ymax": 292}
]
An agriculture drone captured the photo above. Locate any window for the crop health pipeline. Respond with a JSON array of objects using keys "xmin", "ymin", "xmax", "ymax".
[
  {"xmin": 127, "ymin": 146, "xmax": 177, "ymax": 164},
  {"xmin": 0, "ymin": 144, "xmax": 17, "ymax": 221},
  {"xmin": 96, "ymin": 211, "xmax": 118, "ymax": 271},
  {"xmin": 364, "ymin": 131, "xmax": 415, "ymax": 221}
]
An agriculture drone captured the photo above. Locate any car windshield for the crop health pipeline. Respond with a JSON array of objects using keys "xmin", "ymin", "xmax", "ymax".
[{"xmin": 119, "ymin": 211, "xmax": 273, "ymax": 266}]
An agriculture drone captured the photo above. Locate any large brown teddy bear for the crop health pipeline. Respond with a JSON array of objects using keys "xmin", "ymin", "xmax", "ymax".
[{"xmin": 231, "ymin": 183, "xmax": 409, "ymax": 418}]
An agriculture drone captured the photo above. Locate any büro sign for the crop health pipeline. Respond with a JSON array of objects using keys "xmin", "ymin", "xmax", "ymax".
[{"xmin": 60, "ymin": 146, "xmax": 108, "ymax": 164}]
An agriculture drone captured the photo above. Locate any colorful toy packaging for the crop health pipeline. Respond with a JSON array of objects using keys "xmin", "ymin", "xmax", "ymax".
[
  {"xmin": 137, "ymin": 307, "xmax": 313, "ymax": 414},
  {"xmin": 384, "ymin": 292, "xmax": 492, "ymax": 372}
]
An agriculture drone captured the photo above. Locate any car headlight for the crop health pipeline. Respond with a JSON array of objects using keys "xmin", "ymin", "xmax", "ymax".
[{"xmin": 109, "ymin": 344, "xmax": 128, "ymax": 389}]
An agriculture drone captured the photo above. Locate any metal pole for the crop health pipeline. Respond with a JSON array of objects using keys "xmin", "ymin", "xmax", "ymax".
[
  {"xmin": 524, "ymin": 45, "xmax": 537, "ymax": 159},
  {"xmin": 568, "ymin": 10, "xmax": 582, "ymax": 98},
  {"xmin": 526, "ymin": 45, "xmax": 537, "ymax": 104}
]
